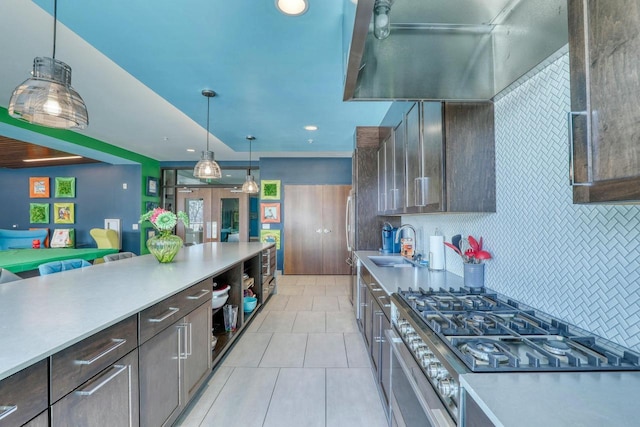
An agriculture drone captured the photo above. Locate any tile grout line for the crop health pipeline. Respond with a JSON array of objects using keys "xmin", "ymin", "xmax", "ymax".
[
  {"xmin": 257, "ymin": 331, "xmax": 275, "ymax": 368},
  {"xmin": 196, "ymin": 366, "xmax": 236, "ymax": 427},
  {"xmin": 261, "ymin": 367, "xmax": 282, "ymax": 427}
]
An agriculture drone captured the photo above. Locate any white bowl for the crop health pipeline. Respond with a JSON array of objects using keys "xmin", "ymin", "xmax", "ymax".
[{"xmin": 212, "ymin": 285, "xmax": 230, "ymax": 309}]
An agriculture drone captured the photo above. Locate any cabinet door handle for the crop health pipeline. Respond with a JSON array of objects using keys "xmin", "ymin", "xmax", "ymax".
[
  {"xmin": 324, "ymin": 229, "xmax": 331, "ymax": 233},
  {"xmin": 75, "ymin": 338, "xmax": 127, "ymax": 365},
  {"xmin": 567, "ymin": 111, "xmax": 592, "ymax": 186},
  {"xmin": 75, "ymin": 364, "xmax": 128, "ymax": 396},
  {"xmin": 187, "ymin": 323, "xmax": 193, "ymax": 356},
  {"xmin": 316, "ymin": 228, "xmax": 322, "ymax": 234},
  {"xmin": 149, "ymin": 307, "xmax": 180, "ymax": 323},
  {"xmin": 178, "ymin": 324, "xmax": 188, "ymax": 360},
  {"xmin": 187, "ymin": 289, "xmax": 210, "ymax": 300},
  {"xmin": 0, "ymin": 405, "xmax": 17, "ymax": 421}
]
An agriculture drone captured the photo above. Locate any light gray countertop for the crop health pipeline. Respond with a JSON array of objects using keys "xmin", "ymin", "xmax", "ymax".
[
  {"xmin": 460, "ymin": 372, "xmax": 640, "ymax": 426},
  {"xmin": 355, "ymin": 251, "xmax": 640, "ymax": 426},
  {"xmin": 0, "ymin": 242, "xmax": 270, "ymax": 381},
  {"xmin": 355, "ymin": 251, "xmax": 465, "ymax": 293}
]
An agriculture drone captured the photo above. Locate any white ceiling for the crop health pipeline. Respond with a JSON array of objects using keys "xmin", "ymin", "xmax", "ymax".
[{"xmin": 0, "ymin": 0, "xmax": 391, "ymax": 164}]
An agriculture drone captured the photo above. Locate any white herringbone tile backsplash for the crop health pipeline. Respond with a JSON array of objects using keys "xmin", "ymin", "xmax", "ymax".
[{"xmin": 406, "ymin": 53, "xmax": 640, "ymax": 351}]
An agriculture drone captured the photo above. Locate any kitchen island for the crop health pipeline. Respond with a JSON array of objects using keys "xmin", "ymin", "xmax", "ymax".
[
  {"xmin": 355, "ymin": 251, "xmax": 640, "ymax": 427},
  {"xmin": 0, "ymin": 242, "xmax": 272, "ymax": 426}
]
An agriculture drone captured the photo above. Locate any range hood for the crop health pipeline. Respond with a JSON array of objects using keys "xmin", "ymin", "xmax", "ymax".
[{"xmin": 344, "ymin": 0, "xmax": 568, "ymax": 101}]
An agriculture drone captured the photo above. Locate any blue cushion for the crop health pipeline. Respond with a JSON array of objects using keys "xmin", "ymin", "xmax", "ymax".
[
  {"xmin": 38, "ymin": 259, "xmax": 91, "ymax": 276},
  {"xmin": 0, "ymin": 229, "xmax": 48, "ymax": 250}
]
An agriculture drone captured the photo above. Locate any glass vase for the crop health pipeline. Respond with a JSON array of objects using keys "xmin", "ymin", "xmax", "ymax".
[{"xmin": 146, "ymin": 232, "xmax": 183, "ymax": 263}]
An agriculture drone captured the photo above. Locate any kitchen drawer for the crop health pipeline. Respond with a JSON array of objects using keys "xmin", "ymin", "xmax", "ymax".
[
  {"xmin": 51, "ymin": 349, "xmax": 139, "ymax": 427},
  {"xmin": 0, "ymin": 358, "xmax": 48, "ymax": 427},
  {"xmin": 139, "ymin": 279, "xmax": 211, "ymax": 344},
  {"xmin": 50, "ymin": 315, "xmax": 137, "ymax": 403}
]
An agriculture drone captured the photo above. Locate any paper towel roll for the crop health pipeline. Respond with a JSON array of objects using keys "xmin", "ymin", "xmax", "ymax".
[{"xmin": 429, "ymin": 235, "xmax": 445, "ymax": 270}]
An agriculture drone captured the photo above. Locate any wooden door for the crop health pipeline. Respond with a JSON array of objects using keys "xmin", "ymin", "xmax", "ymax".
[
  {"xmin": 284, "ymin": 185, "xmax": 323, "ymax": 274},
  {"xmin": 320, "ymin": 185, "xmax": 351, "ymax": 274},
  {"xmin": 284, "ymin": 185, "xmax": 350, "ymax": 275}
]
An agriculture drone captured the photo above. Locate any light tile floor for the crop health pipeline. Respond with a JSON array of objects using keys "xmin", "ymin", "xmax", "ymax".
[{"xmin": 175, "ymin": 275, "xmax": 388, "ymax": 427}]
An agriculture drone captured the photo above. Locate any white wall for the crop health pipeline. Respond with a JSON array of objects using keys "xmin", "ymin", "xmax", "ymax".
[{"xmin": 405, "ymin": 53, "xmax": 640, "ymax": 351}]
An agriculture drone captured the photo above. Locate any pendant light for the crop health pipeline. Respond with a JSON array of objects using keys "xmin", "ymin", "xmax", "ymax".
[
  {"xmin": 193, "ymin": 90, "xmax": 222, "ymax": 179},
  {"xmin": 8, "ymin": 0, "xmax": 88, "ymax": 129},
  {"xmin": 373, "ymin": 0, "xmax": 393, "ymax": 40},
  {"xmin": 242, "ymin": 135, "xmax": 259, "ymax": 194}
]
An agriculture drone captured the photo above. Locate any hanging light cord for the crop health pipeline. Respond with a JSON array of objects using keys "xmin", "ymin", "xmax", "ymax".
[
  {"xmin": 248, "ymin": 138, "xmax": 252, "ymax": 172},
  {"xmin": 206, "ymin": 95, "xmax": 210, "ymax": 152},
  {"xmin": 52, "ymin": 0, "xmax": 57, "ymax": 59}
]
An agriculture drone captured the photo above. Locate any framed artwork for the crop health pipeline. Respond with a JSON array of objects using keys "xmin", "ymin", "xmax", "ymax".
[
  {"xmin": 260, "ymin": 203, "xmax": 280, "ymax": 223},
  {"xmin": 145, "ymin": 201, "xmax": 158, "ymax": 212},
  {"xmin": 146, "ymin": 229, "xmax": 156, "ymax": 240},
  {"xmin": 146, "ymin": 176, "xmax": 159, "ymax": 197},
  {"xmin": 29, "ymin": 203, "xmax": 49, "ymax": 224},
  {"xmin": 55, "ymin": 177, "xmax": 76, "ymax": 198},
  {"xmin": 260, "ymin": 229, "xmax": 281, "ymax": 250},
  {"xmin": 54, "ymin": 203, "xmax": 75, "ymax": 224},
  {"xmin": 260, "ymin": 180, "xmax": 281, "ymax": 200},
  {"xmin": 29, "ymin": 177, "xmax": 50, "ymax": 198}
]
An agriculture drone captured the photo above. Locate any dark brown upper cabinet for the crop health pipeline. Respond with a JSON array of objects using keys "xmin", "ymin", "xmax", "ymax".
[
  {"xmin": 377, "ymin": 102, "xmax": 495, "ymax": 215},
  {"xmin": 569, "ymin": 0, "xmax": 640, "ymax": 203}
]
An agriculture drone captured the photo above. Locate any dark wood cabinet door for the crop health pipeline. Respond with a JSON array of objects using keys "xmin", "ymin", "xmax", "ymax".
[
  {"xmin": 183, "ymin": 302, "xmax": 212, "ymax": 401},
  {"xmin": 569, "ymin": 0, "xmax": 640, "ymax": 203},
  {"xmin": 139, "ymin": 323, "xmax": 181, "ymax": 427},
  {"xmin": 445, "ymin": 102, "xmax": 496, "ymax": 212}
]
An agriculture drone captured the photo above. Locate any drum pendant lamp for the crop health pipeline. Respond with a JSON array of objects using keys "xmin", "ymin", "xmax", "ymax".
[
  {"xmin": 193, "ymin": 90, "xmax": 222, "ymax": 179},
  {"xmin": 242, "ymin": 135, "xmax": 259, "ymax": 194},
  {"xmin": 8, "ymin": 0, "xmax": 89, "ymax": 129}
]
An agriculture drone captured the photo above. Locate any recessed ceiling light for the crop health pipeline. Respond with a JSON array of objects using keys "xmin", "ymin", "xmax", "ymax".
[
  {"xmin": 304, "ymin": 125, "xmax": 318, "ymax": 131},
  {"xmin": 275, "ymin": 0, "xmax": 308, "ymax": 16},
  {"xmin": 186, "ymin": 148, "xmax": 195, "ymax": 152},
  {"xmin": 225, "ymin": 174, "xmax": 232, "ymax": 177}
]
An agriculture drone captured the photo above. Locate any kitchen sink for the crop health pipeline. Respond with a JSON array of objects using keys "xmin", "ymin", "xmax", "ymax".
[{"xmin": 368, "ymin": 255, "xmax": 419, "ymax": 268}]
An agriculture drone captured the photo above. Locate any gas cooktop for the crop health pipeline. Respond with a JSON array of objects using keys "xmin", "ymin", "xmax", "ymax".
[{"xmin": 396, "ymin": 287, "xmax": 640, "ymax": 373}]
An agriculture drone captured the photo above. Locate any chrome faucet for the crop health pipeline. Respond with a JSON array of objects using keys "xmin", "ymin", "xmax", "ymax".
[{"xmin": 395, "ymin": 224, "xmax": 419, "ymax": 258}]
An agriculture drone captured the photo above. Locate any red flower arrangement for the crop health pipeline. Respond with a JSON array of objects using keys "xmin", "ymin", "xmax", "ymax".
[{"xmin": 444, "ymin": 235, "xmax": 492, "ymax": 264}]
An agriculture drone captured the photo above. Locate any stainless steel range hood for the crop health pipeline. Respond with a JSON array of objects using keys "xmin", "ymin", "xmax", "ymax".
[{"xmin": 344, "ymin": 0, "xmax": 568, "ymax": 101}]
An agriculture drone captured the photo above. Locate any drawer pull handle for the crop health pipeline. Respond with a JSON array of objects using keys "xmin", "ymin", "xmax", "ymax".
[
  {"xmin": 76, "ymin": 338, "xmax": 127, "ymax": 365},
  {"xmin": 149, "ymin": 307, "xmax": 180, "ymax": 323},
  {"xmin": 187, "ymin": 289, "xmax": 210, "ymax": 300},
  {"xmin": 75, "ymin": 364, "xmax": 128, "ymax": 396},
  {"xmin": 0, "ymin": 405, "xmax": 17, "ymax": 421}
]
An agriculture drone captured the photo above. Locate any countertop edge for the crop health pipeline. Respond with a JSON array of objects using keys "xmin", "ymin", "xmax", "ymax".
[{"xmin": 0, "ymin": 242, "xmax": 272, "ymax": 381}]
